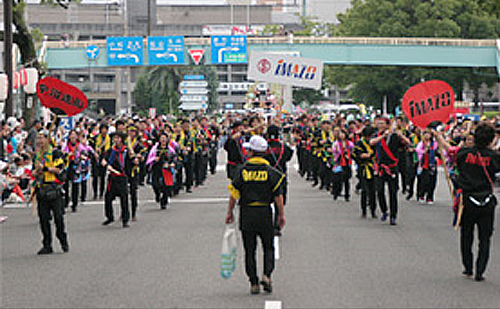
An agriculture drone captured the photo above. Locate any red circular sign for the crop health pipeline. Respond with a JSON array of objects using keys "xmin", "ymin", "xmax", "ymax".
[
  {"xmin": 37, "ymin": 77, "xmax": 88, "ymax": 117},
  {"xmin": 402, "ymin": 80, "xmax": 455, "ymax": 129},
  {"xmin": 257, "ymin": 59, "xmax": 271, "ymax": 74}
]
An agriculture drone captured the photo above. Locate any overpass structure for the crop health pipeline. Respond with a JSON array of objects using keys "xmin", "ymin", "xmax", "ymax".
[{"xmin": 42, "ymin": 37, "xmax": 500, "ymax": 77}]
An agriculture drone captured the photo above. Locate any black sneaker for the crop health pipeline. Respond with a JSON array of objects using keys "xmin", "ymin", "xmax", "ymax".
[
  {"xmin": 250, "ymin": 284, "xmax": 260, "ymax": 295},
  {"xmin": 260, "ymin": 276, "xmax": 273, "ymax": 293},
  {"xmin": 102, "ymin": 219, "xmax": 114, "ymax": 226},
  {"xmin": 61, "ymin": 242, "xmax": 69, "ymax": 253},
  {"xmin": 390, "ymin": 217, "xmax": 397, "ymax": 226},
  {"xmin": 122, "ymin": 222, "xmax": 130, "ymax": 228},
  {"xmin": 462, "ymin": 270, "xmax": 473, "ymax": 277},
  {"xmin": 474, "ymin": 275, "xmax": 485, "ymax": 282},
  {"xmin": 37, "ymin": 247, "xmax": 53, "ymax": 255}
]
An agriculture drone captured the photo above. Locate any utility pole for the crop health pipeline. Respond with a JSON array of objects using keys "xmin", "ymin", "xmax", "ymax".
[
  {"xmin": 147, "ymin": 0, "xmax": 151, "ymax": 36},
  {"xmin": 302, "ymin": 0, "xmax": 307, "ymax": 17},
  {"xmin": 3, "ymin": 0, "xmax": 13, "ymax": 117}
]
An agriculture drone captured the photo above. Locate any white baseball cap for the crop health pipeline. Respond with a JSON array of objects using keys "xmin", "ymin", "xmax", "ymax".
[{"xmin": 243, "ymin": 135, "xmax": 268, "ymax": 152}]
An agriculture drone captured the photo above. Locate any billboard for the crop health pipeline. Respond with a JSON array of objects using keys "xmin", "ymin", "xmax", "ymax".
[{"xmin": 247, "ymin": 51, "xmax": 324, "ymax": 90}]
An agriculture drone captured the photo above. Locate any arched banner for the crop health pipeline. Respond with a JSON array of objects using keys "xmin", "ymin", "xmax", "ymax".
[
  {"xmin": 401, "ymin": 80, "xmax": 455, "ymax": 129},
  {"xmin": 37, "ymin": 77, "xmax": 88, "ymax": 117}
]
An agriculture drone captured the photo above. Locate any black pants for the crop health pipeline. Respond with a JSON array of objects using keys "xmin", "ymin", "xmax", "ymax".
[
  {"xmin": 460, "ymin": 201, "xmax": 496, "ymax": 277},
  {"xmin": 129, "ymin": 177, "xmax": 138, "ymax": 217},
  {"xmin": 332, "ymin": 166, "xmax": 351, "ymax": 199},
  {"xmin": 406, "ymin": 161, "xmax": 418, "ymax": 197},
  {"xmin": 319, "ymin": 160, "xmax": 330, "ymax": 188},
  {"xmin": 104, "ymin": 176, "xmax": 129, "ymax": 224},
  {"xmin": 376, "ymin": 174, "xmax": 399, "ymax": 219},
  {"xmin": 194, "ymin": 152, "xmax": 203, "ymax": 186},
  {"xmin": 71, "ymin": 180, "xmax": 87, "ymax": 210},
  {"xmin": 159, "ymin": 185, "xmax": 171, "ymax": 209},
  {"xmin": 398, "ymin": 152, "xmax": 407, "ymax": 192},
  {"xmin": 311, "ymin": 155, "xmax": 320, "ymax": 182},
  {"xmin": 242, "ymin": 230, "xmax": 275, "ymax": 285},
  {"xmin": 92, "ymin": 165, "xmax": 106, "ymax": 198},
  {"xmin": 360, "ymin": 176, "xmax": 376, "ymax": 215},
  {"xmin": 183, "ymin": 155, "xmax": 194, "ymax": 190},
  {"xmin": 209, "ymin": 144, "xmax": 218, "ymax": 174},
  {"xmin": 174, "ymin": 164, "xmax": 183, "ymax": 195},
  {"xmin": 417, "ymin": 169, "xmax": 437, "ymax": 201},
  {"xmin": 37, "ymin": 193, "xmax": 67, "ymax": 249}
]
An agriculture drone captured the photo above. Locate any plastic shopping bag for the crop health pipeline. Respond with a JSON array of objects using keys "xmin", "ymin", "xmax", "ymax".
[{"xmin": 221, "ymin": 225, "xmax": 237, "ymax": 279}]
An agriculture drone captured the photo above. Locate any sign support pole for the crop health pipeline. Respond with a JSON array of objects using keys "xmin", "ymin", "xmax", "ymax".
[{"xmin": 3, "ymin": 0, "xmax": 13, "ymax": 117}]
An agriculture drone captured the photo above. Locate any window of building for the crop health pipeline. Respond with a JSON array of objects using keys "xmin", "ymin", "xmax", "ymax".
[
  {"xmin": 94, "ymin": 74, "xmax": 115, "ymax": 83},
  {"xmin": 66, "ymin": 74, "xmax": 89, "ymax": 83}
]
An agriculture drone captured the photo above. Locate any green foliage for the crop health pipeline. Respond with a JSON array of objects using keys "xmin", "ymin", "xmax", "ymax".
[
  {"xmin": 326, "ymin": 0, "xmax": 500, "ymax": 112},
  {"xmin": 293, "ymin": 88, "xmax": 324, "ymax": 107},
  {"xmin": 30, "ymin": 27, "xmax": 44, "ymax": 43}
]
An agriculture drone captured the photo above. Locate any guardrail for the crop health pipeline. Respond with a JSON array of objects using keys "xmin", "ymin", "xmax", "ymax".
[{"xmin": 44, "ymin": 36, "xmax": 497, "ymax": 49}]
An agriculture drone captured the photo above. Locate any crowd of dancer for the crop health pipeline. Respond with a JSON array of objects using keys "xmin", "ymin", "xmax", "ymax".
[{"xmin": 1, "ymin": 108, "xmax": 498, "ymax": 282}]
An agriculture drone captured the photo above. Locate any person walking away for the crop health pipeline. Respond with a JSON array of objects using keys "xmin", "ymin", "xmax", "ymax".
[
  {"xmin": 33, "ymin": 130, "xmax": 68, "ymax": 254},
  {"xmin": 224, "ymin": 121, "xmax": 247, "ymax": 180},
  {"xmin": 455, "ymin": 123, "xmax": 500, "ymax": 281},
  {"xmin": 265, "ymin": 125, "xmax": 293, "ymax": 236},
  {"xmin": 225, "ymin": 135, "xmax": 285, "ymax": 294}
]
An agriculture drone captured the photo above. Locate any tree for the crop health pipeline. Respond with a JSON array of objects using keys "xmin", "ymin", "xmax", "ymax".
[
  {"xmin": 0, "ymin": 0, "xmax": 79, "ymax": 124},
  {"xmin": 326, "ymin": 0, "xmax": 500, "ymax": 112},
  {"xmin": 293, "ymin": 88, "xmax": 324, "ymax": 107}
]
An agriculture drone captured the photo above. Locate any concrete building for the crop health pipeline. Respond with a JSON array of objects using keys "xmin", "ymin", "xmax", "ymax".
[{"xmin": 0, "ymin": 1, "xmax": 285, "ymax": 114}]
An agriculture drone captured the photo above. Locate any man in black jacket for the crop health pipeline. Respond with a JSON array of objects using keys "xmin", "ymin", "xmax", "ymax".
[
  {"xmin": 455, "ymin": 123, "xmax": 500, "ymax": 281},
  {"xmin": 225, "ymin": 135, "xmax": 285, "ymax": 295}
]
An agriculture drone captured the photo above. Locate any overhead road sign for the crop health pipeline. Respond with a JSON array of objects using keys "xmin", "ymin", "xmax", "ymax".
[
  {"xmin": 86, "ymin": 45, "xmax": 100, "ymax": 60},
  {"xmin": 184, "ymin": 75, "xmax": 205, "ymax": 80},
  {"xmin": 148, "ymin": 36, "xmax": 185, "ymax": 66},
  {"xmin": 179, "ymin": 81, "xmax": 208, "ymax": 89},
  {"xmin": 211, "ymin": 35, "xmax": 247, "ymax": 64},
  {"xmin": 180, "ymin": 95, "xmax": 208, "ymax": 102},
  {"xmin": 180, "ymin": 88, "xmax": 209, "ymax": 95},
  {"xmin": 107, "ymin": 36, "xmax": 143, "ymax": 66},
  {"xmin": 179, "ymin": 103, "xmax": 208, "ymax": 110},
  {"xmin": 188, "ymin": 49, "xmax": 205, "ymax": 65}
]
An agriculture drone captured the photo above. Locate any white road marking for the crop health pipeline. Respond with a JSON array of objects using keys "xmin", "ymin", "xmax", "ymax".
[
  {"xmin": 265, "ymin": 300, "xmax": 282, "ymax": 309},
  {"xmin": 274, "ymin": 236, "xmax": 280, "ymax": 260},
  {"xmin": 216, "ymin": 165, "xmax": 226, "ymax": 171},
  {"xmin": 294, "ymin": 164, "xmax": 299, "ymax": 171},
  {"xmin": 3, "ymin": 203, "xmax": 29, "ymax": 209},
  {"xmin": 82, "ymin": 198, "xmax": 227, "ymax": 206}
]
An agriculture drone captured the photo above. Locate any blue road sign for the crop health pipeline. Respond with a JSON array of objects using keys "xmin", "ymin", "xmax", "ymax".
[
  {"xmin": 86, "ymin": 45, "xmax": 100, "ymax": 60},
  {"xmin": 107, "ymin": 36, "xmax": 143, "ymax": 66},
  {"xmin": 183, "ymin": 75, "xmax": 205, "ymax": 80},
  {"xmin": 148, "ymin": 36, "xmax": 185, "ymax": 65},
  {"xmin": 59, "ymin": 117, "xmax": 73, "ymax": 139},
  {"xmin": 211, "ymin": 35, "xmax": 247, "ymax": 64}
]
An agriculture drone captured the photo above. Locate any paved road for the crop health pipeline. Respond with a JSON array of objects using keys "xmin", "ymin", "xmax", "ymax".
[{"xmin": 2, "ymin": 154, "xmax": 500, "ymax": 308}]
